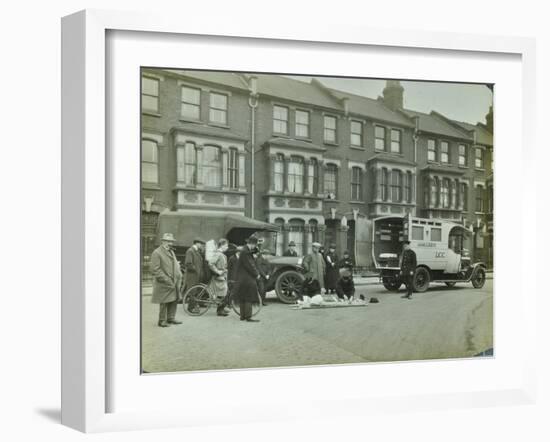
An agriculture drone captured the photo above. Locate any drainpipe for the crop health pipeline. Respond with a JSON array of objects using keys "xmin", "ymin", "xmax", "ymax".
[
  {"xmin": 413, "ymin": 117, "xmax": 419, "ymax": 215},
  {"xmin": 248, "ymin": 76, "xmax": 259, "ymax": 219}
]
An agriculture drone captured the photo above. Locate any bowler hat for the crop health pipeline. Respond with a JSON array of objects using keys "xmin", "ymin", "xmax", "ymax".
[
  {"xmin": 193, "ymin": 237, "xmax": 206, "ymax": 245},
  {"xmin": 369, "ymin": 297, "xmax": 379, "ymax": 303},
  {"xmin": 288, "ymin": 241, "xmax": 296, "ymax": 247},
  {"xmin": 312, "ymin": 242, "xmax": 322, "ymax": 248},
  {"xmin": 161, "ymin": 233, "xmax": 176, "ymax": 242},
  {"xmin": 329, "ymin": 243, "xmax": 337, "ymax": 249}
]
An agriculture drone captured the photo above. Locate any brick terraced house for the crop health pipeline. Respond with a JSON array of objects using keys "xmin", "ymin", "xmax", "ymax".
[{"xmin": 141, "ymin": 69, "xmax": 494, "ymax": 278}]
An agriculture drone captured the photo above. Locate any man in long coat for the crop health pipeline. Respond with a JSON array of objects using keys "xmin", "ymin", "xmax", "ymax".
[
  {"xmin": 324, "ymin": 243, "xmax": 339, "ymax": 294},
  {"xmin": 150, "ymin": 233, "xmax": 184, "ymax": 327},
  {"xmin": 183, "ymin": 238, "xmax": 205, "ymax": 313},
  {"xmin": 400, "ymin": 241, "xmax": 417, "ymax": 299},
  {"xmin": 302, "ymin": 242, "xmax": 326, "ymax": 293},
  {"xmin": 233, "ymin": 236, "xmax": 261, "ymax": 322}
]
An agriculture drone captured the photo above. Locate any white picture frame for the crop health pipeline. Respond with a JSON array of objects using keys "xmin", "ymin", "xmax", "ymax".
[{"xmin": 61, "ymin": 9, "xmax": 537, "ymax": 433}]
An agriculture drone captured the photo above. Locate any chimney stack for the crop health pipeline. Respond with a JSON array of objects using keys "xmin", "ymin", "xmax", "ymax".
[{"xmin": 382, "ymin": 80, "xmax": 404, "ymax": 111}]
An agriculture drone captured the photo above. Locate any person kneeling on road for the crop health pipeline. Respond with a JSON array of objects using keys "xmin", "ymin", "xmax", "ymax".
[{"xmin": 335, "ymin": 268, "xmax": 355, "ymax": 301}]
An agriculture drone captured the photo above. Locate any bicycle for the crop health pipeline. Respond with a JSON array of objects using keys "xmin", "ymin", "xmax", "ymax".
[{"xmin": 182, "ymin": 280, "xmax": 262, "ymax": 317}]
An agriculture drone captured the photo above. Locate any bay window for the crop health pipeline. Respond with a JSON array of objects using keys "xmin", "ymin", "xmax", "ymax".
[
  {"xmin": 324, "ymin": 164, "xmax": 338, "ymax": 197},
  {"xmin": 203, "ymin": 145, "xmax": 222, "ymax": 188},
  {"xmin": 287, "ymin": 156, "xmax": 304, "ymax": 193},
  {"xmin": 351, "ymin": 167, "xmax": 362, "ymax": 201}
]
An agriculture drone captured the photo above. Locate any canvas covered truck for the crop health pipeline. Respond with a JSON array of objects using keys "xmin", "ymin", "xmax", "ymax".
[
  {"xmin": 372, "ymin": 213, "xmax": 487, "ymax": 292},
  {"xmin": 156, "ymin": 211, "xmax": 305, "ymax": 303}
]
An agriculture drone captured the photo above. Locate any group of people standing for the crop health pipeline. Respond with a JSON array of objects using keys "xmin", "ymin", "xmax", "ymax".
[
  {"xmin": 297, "ymin": 242, "xmax": 356, "ymax": 300},
  {"xmin": 150, "ymin": 233, "xmax": 270, "ymax": 327}
]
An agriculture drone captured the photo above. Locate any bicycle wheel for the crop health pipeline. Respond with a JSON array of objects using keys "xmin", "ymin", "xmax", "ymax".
[
  {"xmin": 230, "ymin": 291, "xmax": 262, "ymax": 318},
  {"xmin": 183, "ymin": 284, "xmax": 212, "ymax": 316}
]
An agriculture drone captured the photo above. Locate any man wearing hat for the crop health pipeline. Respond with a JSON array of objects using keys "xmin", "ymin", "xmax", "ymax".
[
  {"xmin": 150, "ymin": 233, "xmax": 184, "ymax": 327},
  {"xmin": 400, "ymin": 240, "xmax": 417, "ymax": 299},
  {"xmin": 183, "ymin": 237, "xmax": 206, "ymax": 313},
  {"xmin": 233, "ymin": 236, "xmax": 261, "ymax": 322},
  {"xmin": 227, "ymin": 246, "xmax": 242, "ymax": 300},
  {"xmin": 302, "ymin": 242, "xmax": 326, "ymax": 294},
  {"xmin": 283, "ymin": 241, "xmax": 298, "ymax": 257},
  {"xmin": 339, "ymin": 250, "xmax": 355, "ymax": 273},
  {"xmin": 324, "ymin": 243, "xmax": 339, "ymax": 294}
]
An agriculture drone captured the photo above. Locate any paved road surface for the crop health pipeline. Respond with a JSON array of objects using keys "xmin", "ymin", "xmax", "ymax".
[{"xmin": 141, "ymin": 280, "xmax": 493, "ymax": 373}]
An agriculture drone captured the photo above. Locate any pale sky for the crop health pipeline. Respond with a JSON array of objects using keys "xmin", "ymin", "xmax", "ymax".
[{"xmin": 287, "ymin": 75, "xmax": 493, "ymax": 125}]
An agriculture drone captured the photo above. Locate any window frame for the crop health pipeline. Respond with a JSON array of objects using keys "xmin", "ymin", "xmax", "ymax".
[
  {"xmin": 390, "ymin": 128, "xmax": 402, "ymax": 154},
  {"xmin": 272, "ymin": 105, "xmax": 289, "ymax": 135},
  {"xmin": 427, "ymin": 139, "xmax": 437, "ymax": 162},
  {"xmin": 390, "ymin": 169, "xmax": 402, "ymax": 202},
  {"xmin": 350, "ymin": 120, "xmax": 363, "ymax": 147},
  {"xmin": 350, "ymin": 166, "xmax": 362, "ymax": 201},
  {"xmin": 323, "ymin": 114, "xmax": 337, "ymax": 144},
  {"xmin": 141, "ymin": 76, "xmax": 160, "ymax": 113},
  {"xmin": 141, "ymin": 138, "xmax": 159, "ymax": 184},
  {"xmin": 440, "ymin": 140, "xmax": 450, "ymax": 164},
  {"xmin": 458, "ymin": 144, "xmax": 467, "ymax": 166},
  {"xmin": 202, "ymin": 144, "xmax": 223, "ymax": 188},
  {"xmin": 208, "ymin": 92, "xmax": 228, "ymax": 125},
  {"xmin": 287, "ymin": 156, "xmax": 305, "ymax": 194},
  {"xmin": 180, "ymin": 85, "xmax": 201, "ymax": 120},
  {"xmin": 228, "ymin": 148, "xmax": 239, "ymax": 189},
  {"xmin": 273, "ymin": 154, "xmax": 285, "ymax": 192},
  {"xmin": 324, "ymin": 163, "xmax": 338, "ymax": 198},
  {"xmin": 475, "ymin": 185, "xmax": 485, "ymax": 212},
  {"xmin": 475, "ymin": 147, "xmax": 484, "ymax": 169},
  {"xmin": 295, "ymin": 109, "xmax": 311, "ymax": 139},
  {"xmin": 375, "ymin": 125, "xmax": 386, "ymax": 151}
]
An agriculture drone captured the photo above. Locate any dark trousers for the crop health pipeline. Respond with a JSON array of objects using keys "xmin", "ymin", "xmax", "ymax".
[
  {"xmin": 158, "ymin": 300, "xmax": 178, "ymax": 322},
  {"xmin": 216, "ymin": 292, "xmax": 230, "ymax": 313},
  {"xmin": 239, "ymin": 301, "xmax": 253, "ymax": 320},
  {"xmin": 404, "ymin": 274, "xmax": 414, "ymax": 296},
  {"xmin": 257, "ymin": 277, "xmax": 266, "ymax": 302}
]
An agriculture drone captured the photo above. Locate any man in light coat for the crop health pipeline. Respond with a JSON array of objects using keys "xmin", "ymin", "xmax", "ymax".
[
  {"xmin": 302, "ymin": 242, "xmax": 326, "ymax": 293},
  {"xmin": 150, "ymin": 233, "xmax": 184, "ymax": 327}
]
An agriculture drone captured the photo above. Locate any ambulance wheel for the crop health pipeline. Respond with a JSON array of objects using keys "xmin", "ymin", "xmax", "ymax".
[
  {"xmin": 413, "ymin": 267, "xmax": 430, "ymax": 293},
  {"xmin": 471, "ymin": 267, "xmax": 486, "ymax": 289}
]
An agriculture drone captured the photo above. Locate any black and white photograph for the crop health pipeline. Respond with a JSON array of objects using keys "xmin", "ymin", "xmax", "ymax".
[{"xmin": 140, "ymin": 70, "xmax": 494, "ymax": 374}]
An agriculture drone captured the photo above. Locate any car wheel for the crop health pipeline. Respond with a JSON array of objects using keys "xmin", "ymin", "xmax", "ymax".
[
  {"xmin": 445, "ymin": 282, "xmax": 457, "ymax": 288},
  {"xmin": 413, "ymin": 267, "xmax": 430, "ymax": 293},
  {"xmin": 471, "ymin": 267, "xmax": 486, "ymax": 289},
  {"xmin": 275, "ymin": 270, "xmax": 304, "ymax": 304}
]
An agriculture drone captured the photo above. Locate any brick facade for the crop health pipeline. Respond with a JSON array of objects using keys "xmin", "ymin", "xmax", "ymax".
[{"xmin": 140, "ymin": 69, "xmax": 494, "ymax": 272}]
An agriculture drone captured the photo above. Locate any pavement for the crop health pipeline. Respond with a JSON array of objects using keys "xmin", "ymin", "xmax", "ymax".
[{"xmin": 141, "ymin": 279, "xmax": 493, "ymax": 373}]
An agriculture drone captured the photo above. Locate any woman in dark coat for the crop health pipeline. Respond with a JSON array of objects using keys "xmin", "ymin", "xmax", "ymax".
[
  {"xmin": 233, "ymin": 237, "xmax": 261, "ymax": 322},
  {"xmin": 324, "ymin": 243, "xmax": 339, "ymax": 294}
]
